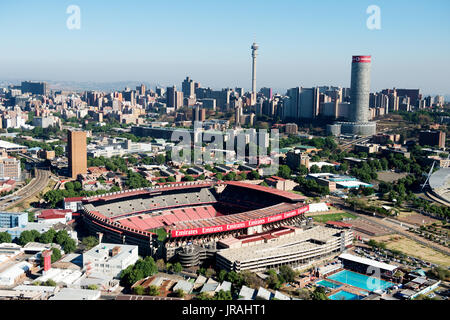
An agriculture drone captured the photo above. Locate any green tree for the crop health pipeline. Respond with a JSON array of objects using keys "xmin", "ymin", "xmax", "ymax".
[
  {"xmin": 155, "ymin": 154, "xmax": 166, "ymax": 165},
  {"xmin": 266, "ymin": 269, "xmax": 281, "ymax": 289},
  {"xmin": 50, "ymin": 248, "xmax": 62, "ymax": 263},
  {"xmin": 0, "ymin": 232, "xmax": 12, "ymax": 243},
  {"xmin": 309, "ymin": 165, "xmax": 320, "ymax": 174},
  {"xmin": 298, "ymin": 165, "xmax": 309, "ymax": 175},
  {"xmin": 87, "ymin": 284, "xmax": 98, "ymax": 290},
  {"xmin": 172, "ymin": 262, "xmax": 182, "ymax": 273},
  {"xmin": 28, "ymin": 211, "xmax": 35, "ymax": 222},
  {"xmin": 215, "ymin": 173, "xmax": 224, "ymax": 180},
  {"xmin": 147, "ymin": 285, "xmax": 160, "ymax": 296},
  {"xmin": 218, "ymin": 270, "xmax": 228, "ymax": 282},
  {"xmin": 248, "ymin": 170, "xmax": 260, "ymax": 180},
  {"xmin": 133, "ymin": 285, "xmax": 145, "ymax": 295},
  {"xmin": 182, "ymin": 175, "xmax": 195, "ymax": 182},
  {"xmin": 214, "ymin": 290, "xmax": 232, "ymax": 300},
  {"xmin": 224, "ymin": 172, "xmax": 236, "ymax": 181},
  {"xmin": 226, "ymin": 271, "xmax": 239, "ymax": 283},
  {"xmin": 39, "ymin": 229, "xmax": 56, "ymax": 244},
  {"xmin": 196, "ymin": 292, "xmax": 213, "ymax": 300},
  {"xmin": 62, "ymin": 238, "xmax": 77, "ymax": 253},
  {"xmin": 81, "ymin": 236, "xmax": 99, "ymax": 250},
  {"xmin": 45, "ymin": 279, "xmax": 57, "ymax": 287},
  {"xmin": 174, "ymin": 289, "xmax": 185, "ymax": 298},
  {"xmin": 311, "ymin": 286, "xmax": 329, "ymax": 300},
  {"xmin": 277, "ymin": 165, "xmax": 291, "ymax": 179},
  {"xmin": 65, "ymin": 181, "xmax": 74, "ymax": 191},
  {"xmin": 18, "ymin": 230, "xmax": 38, "ymax": 246},
  {"xmin": 279, "ymin": 265, "xmax": 296, "ymax": 283},
  {"xmin": 55, "ymin": 230, "xmax": 69, "ymax": 245}
]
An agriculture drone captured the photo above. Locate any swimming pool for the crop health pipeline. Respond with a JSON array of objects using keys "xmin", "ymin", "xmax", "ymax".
[
  {"xmin": 327, "ymin": 270, "xmax": 394, "ymax": 291},
  {"xmin": 329, "ymin": 290, "xmax": 362, "ymax": 300},
  {"xmin": 316, "ymin": 280, "xmax": 342, "ymax": 289}
]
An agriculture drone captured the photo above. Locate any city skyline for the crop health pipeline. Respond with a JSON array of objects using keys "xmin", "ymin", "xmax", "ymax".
[{"xmin": 0, "ymin": 0, "xmax": 449, "ymax": 96}]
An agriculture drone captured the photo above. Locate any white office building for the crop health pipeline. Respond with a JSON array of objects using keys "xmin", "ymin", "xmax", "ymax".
[{"xmin": 82, "ymin": 243, "xmax": 139, "ymax": 278}]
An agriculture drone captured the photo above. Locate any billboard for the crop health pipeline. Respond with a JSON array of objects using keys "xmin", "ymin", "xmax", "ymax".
[{"xmin": 170, "ymin": 205, "xmax": 309, "ymax": 238}]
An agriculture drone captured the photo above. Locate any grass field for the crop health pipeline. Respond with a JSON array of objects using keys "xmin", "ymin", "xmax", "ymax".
[
  {"xmin": 377, "ymin": 171, "xmax": 408, "ymax": 183},
  {"xmin": 312, "ymin": 212, "xmax": 357, "ymax": 223},
  {"xmin": 373, "ymin": 235, "xmax": 450, "ymax": 267}
]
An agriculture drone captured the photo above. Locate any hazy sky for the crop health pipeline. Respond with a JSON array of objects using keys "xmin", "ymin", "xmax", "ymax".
[{"xmin": 1, "ymin": 0, "xmax": 449, "ymax": 95}]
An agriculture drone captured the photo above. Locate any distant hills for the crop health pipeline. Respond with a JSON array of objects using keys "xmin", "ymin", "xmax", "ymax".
[{"xmin": 0, "ymin": 80, "xmax": 159, "ymax": 92}]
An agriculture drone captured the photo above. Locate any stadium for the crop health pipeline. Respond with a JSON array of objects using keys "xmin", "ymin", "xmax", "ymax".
[
  {"xmin": 428, "ymin": 167, "xmax": 450, "ymax": 206},
  {"xmin": 80, "ymin": 181, "xmax": 352, "ymax": 270}
]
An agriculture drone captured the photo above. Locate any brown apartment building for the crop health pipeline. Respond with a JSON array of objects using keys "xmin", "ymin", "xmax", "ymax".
[{"xmin": 68, "ymin": 130, "xmax": 87, "ymax": 179}]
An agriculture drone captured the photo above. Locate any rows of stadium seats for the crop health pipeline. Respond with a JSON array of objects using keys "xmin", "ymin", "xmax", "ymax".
[
  {"xmin": 117, "ymin": 205, "xmax": 222, "ymax": 231},
  {"xmin": 172, "ymin": 202, "xmax": 301, "ymax": 231},
  {"xmin": 91, "ymin": 188, "xmax": 218, "ymax": 218}
]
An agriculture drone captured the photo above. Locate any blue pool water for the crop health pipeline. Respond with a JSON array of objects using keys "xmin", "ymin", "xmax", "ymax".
[
  {"xmin": 327, "ymin": 270, "xmax": 394, "ymax": 291},
  {"xmin": 329, "ymin": 290, "xmax": 362, "ymax": 300},
  {"xmin": 316, "ymin": 280, "xmax": 342, "ymax": 289}
]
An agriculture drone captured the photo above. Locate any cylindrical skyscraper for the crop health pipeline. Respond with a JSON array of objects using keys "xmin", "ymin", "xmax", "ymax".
[
  {"xmin": 350, "ymin": 55, "xmax": 371, "ymax": 123},
  {"xmin": 251, "ymin": 42, "xmax": 259, "ymax": 104},
  {"xmin": 327, "ymin": 55, "xmax": 376, "ymax": 137}
]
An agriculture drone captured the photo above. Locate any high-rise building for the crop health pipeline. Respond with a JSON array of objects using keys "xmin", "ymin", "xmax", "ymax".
[
  {"xmin": 419, "ymin": 130, "xmax": 446, "ymax": 149},
  {"xmin": 182, "ymin": 77, "xmax": 196, "ymax": 99},
  {"xmin": 166, "ymin": 86, "xmax": 183, "ymax": 110},
  {"xmin": 196, "ymin": 88, "xmax": 231, "ymax": 110},
  {"xmin": 155, "ymin": 87, "xmax": 165, "ymax": 97},
  {"xmin": 235, "ymin": 106, "xmax": 241, "ymax": 127},
  {"xmin": 68, "ymin": 130, "xmax": 87, "ymax": 179},
  {"xmin": 283, "ymin": 87, "xmax": 319, "ymax": 120},
  {"xmin": 350, "ymin": 56, "xmax": 371, "ymax": 123},
  {"xmin": 327, "ymin": 55, "xmax": 376, "ymax": 136},
  {"xmin": 395, "ymin": 89, "xmax": 421, "ymax": 107},
  {"xmin": 122, "ymin": 89, "xmax": 136, "ymax": 106},
  {"xmin": 21, "ymin": 81, "xmax": 48, "ymax": 96},
  {"xmin": 136, "ymin": 84, "xmax": 146, "ymax": 96},
  {"xmin": 235, "ymin": 88, "xmax": 244, "ymax": 97},
  {"xmin": 260, "ymin": 87, "xmax": 273, "ymax": 100}
]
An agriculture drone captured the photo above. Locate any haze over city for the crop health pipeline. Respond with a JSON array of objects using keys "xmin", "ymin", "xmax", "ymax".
[{"xmin": 0, "ymin": 0, "xmax": 449, "ymax": 95}]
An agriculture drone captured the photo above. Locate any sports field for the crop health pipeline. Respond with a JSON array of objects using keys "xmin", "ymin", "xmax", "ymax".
[{"xmin": 312, "ymin": 212, "xmax": 357, "ymax": 223}]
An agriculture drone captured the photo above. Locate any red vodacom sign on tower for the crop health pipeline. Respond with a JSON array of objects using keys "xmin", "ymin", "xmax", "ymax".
[{"xmin": 352, "ymin": 56, "xmax": 371, "ymax": 63}]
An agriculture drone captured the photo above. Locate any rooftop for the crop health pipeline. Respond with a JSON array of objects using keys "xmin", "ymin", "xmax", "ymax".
[
  {"xmin": 218, "ymin": 226, "xmax": 344, "ymax": 263},
  {"xmin": 339, "ymin": 253, "xmax": 398, "ymax": 272}
]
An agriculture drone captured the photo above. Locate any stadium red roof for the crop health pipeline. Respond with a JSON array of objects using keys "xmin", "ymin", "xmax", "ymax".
[
  {"xmin": 39, "ymin": 209, "xmax": 72, "ymax": 219},
  {"xmin": 64, "ymin": 197, "xmax": 84, "ymax": 202}
]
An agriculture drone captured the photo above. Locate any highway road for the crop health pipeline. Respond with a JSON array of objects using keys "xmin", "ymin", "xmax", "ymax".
[{"xmin": 0, "ymin": 168, "xmax": 51, "ymax": 210}]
